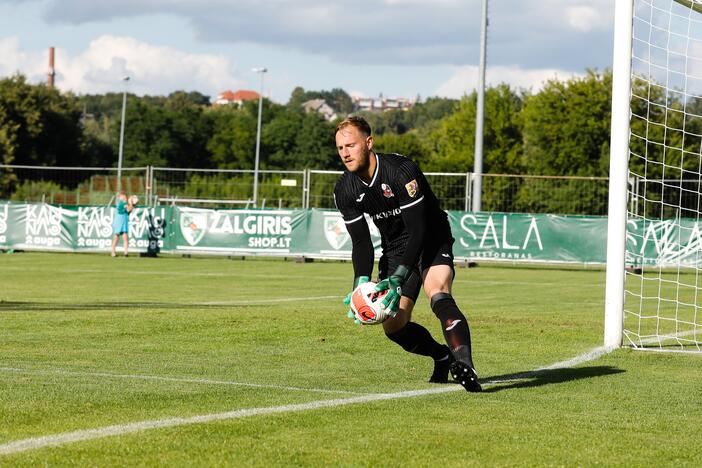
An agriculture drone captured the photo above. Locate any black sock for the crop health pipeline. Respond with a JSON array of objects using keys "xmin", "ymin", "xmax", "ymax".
[
  {"xmin": 431, "ymin": 293, "xmax": 474, "ymax": 368},
  {"xmin": 385, "ymin": 322, "xmax": 448, "ymax": 361}
]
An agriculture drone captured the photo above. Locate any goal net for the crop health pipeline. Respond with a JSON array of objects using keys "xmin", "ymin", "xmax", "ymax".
[{"xmin": 608, "ymin": 0, "xmax": 702, "ymax": 351}]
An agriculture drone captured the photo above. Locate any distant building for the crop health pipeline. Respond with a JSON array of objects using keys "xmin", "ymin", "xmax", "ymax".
[
  {"xmin": 352, "ymin": 94, "xmax": 416, "ymax": 112},
  {"xmin": 302, "ymin": 98, "xmax": 338, "ymax": 121},
  {"xmin": 215, "ymin": 89, "xmax": 260, "ymax": 106}
]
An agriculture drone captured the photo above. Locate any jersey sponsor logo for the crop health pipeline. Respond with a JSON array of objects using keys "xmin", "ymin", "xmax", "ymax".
[
  {"xmin": 355, "ymin": 193, "xmax": 366, "ymax": 202},
  {"xmin": 405, "ymin": 179, "xmax": 418, "ymax": 198},
  {"xmin": 381, "ymin": 183, "xmax": 394, "ymax": 198},
  {"xmin": 371, "ymin": 208, "xmax": 402, "ymax": 221}
]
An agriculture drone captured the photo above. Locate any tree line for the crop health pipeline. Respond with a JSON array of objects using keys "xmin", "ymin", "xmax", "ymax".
[
  {"xmin": 0, "ymin": 70, "xmax": 616, "ymax": 174},
  {"xmin": 0, "ymin": 70, "xmax": 624, "ymax": 213}
]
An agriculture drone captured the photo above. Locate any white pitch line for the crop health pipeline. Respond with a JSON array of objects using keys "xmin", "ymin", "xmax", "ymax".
[
  {"xmin": 0, "ymin": 345, "xmax": 617, "ymax": 456},
  {"xmin": 537, "ymin": 345, "xmax": 617, "ymax": 370},
  {"xmin": 0, "ymin": 386, "xmax": 459, "ymax": 456},
  {"xmin": 0, "ymin": 367, "xmax": 363, "ymax": 396},
  {"xmin": 200, "ymin": 295, "xmax": 340, "ymax": 305}
]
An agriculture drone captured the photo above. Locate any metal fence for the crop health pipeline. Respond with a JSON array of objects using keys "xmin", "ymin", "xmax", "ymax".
[
  {"xmin": 0, "ymin": 165, "xmax": 149, "ymax": 206},
  {"xmin": 151, "ymin": 167, "xmax": 306, "ymax": 209},
  {"xmin": 0, "ymin": 164, "xmax": 611, "ymax": 215}
]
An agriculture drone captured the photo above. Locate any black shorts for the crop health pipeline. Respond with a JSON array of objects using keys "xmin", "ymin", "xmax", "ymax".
[{"xmin": 377, "ymin": 237, "xmax": 456, "ymax": 302}]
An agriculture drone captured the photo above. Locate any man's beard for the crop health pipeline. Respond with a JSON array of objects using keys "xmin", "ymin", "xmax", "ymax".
[{"xmin": 351, "ymin": 146, "xmax": 372, "ymax": 174}]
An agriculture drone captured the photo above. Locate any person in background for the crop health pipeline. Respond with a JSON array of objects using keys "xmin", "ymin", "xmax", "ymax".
[{"xmin": 111, "ymin": 191, "xmax": 135, "ymax": 257}]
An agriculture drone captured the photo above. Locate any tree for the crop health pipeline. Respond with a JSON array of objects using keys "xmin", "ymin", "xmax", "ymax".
[
  {"xmin": 81, "ymin": 116, "xmax": 115, "ymax": 167},
  {"xmin": 104, "ymin": 96, "xmax": 213, "ymax": 168},
  {"xmin": 286, "ymin": 87, "xmax": 353, "ymax": 116},
  {"xmin": 78, "ymin": 93, "xmax": 132, "ymax": 121},
  {"xmin": 263, "ymin": 109, "xmax": 338, "ymax": 169},
  {"xmin": 263, "ymin": 109, "xmax": 305, "ymax": 168},
  {"xmin": 165, "ymin": 90, "xmax": 210, "ymax": 110},
  {"xmin": 292, "ymin": 113, "xmax": 339, "ymax": 169},
  {"xmin": 410, "ymin": 97, "xmax": 459, "ymax": 130},
  {"xmin": 374, "ymin": 133, "xmax": 431, "ymax": 167},
  {"xmin": 206, "ymin": 106, "xmax": 258, "ymax": 169},
  {"xmin": 428, "ymin": 84, "xmax": 523, "ymax": 174},
  {"xmin": 521, "ymin": 70, "xmax": 612, "ymax": 177},
  {"xmin": 325, "ymin": 88, "xmax": 354, "ymax": 115},
  {"xmin": 115, "ymin": 100, "xmax": 172, "ymax": 167},
  {"xmin": 518, "ymin": 70, "xmax": 612, "ymax": 214},
  {"xmin": 0, "ymin": 74, "xmax": 83, "ymax": 168},
  {"xmin": 287, "ymin": 87, "xmax": 308, "ymax": 110}
]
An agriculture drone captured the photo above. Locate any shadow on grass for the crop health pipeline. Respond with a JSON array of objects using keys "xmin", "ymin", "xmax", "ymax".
[
  {"xmin": 482, "ymin": 365, "xmax": 624, "ymax": 393},
  {"xmin": 0, "ymin": 301, "xmax": 248, "ymax": 312}
]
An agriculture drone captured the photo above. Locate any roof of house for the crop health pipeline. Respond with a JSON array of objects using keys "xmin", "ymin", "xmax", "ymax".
[
  {"xmin": 302, "ymin": 98, "xmax": 326, "ymax": 111},
  {"xmin": 231, "ymin": 90, "xmax": 260, "ymax": 101},
  {"xmin": 217, "ymin": 89, "xmax": 260, "ymax": 102}
]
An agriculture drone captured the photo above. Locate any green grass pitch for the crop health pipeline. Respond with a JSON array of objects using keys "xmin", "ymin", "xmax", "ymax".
[{"xmin": 1, "ymin": 252, "xmax": 701, "ymax": 466}]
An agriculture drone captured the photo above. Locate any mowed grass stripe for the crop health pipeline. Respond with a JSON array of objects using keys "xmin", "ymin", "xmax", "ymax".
[
  {"xmin": 0, "ymin": 345, "xmax": 616, "ymax": 456},
  {"xmin": 0, "ymin": 367, "xmax": 364, "ymax": 395},
  {"xmin": 2, "ymin": 253, "xmax": 701, "ymax": 465},
  {"xmin": 0, "ymin": 295, "xmax": 342, "ymax": 312}
]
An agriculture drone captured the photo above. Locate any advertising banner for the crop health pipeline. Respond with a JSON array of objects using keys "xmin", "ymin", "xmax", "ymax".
[
  {"xmin": 305, "ymin": 210, "xmax": 382, "ymax": 258},
  {"xmin": 626, "ymin": 217, "xmax": 702, "ymax": 267},
  {"xmin": 4, "ymin": 201, "xmax": 702, "ymax": 267},
  {"xmin": 0, "ymin": 202, "xmax": 23, "ymax": 248},
  {"xmin": 1, "ymin": 202, "xmax": 74, "ymax": 251},
  {"xmin": 172, "ymin": 207, "xmax": 308, "ymax": 255},
  {"xmin": 449, "ymin": 212, "xmax": 608, "ymax": 263},
  {"xmin": 73, "ymin": 205, "xmax": 169, "ymax": 254},
  {"xmin": 0, "ymin": 202, "xmax": 168, "ymax": 254}
]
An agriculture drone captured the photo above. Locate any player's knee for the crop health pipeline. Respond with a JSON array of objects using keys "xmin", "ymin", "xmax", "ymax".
[
  {"xmin": 430, "ymin": 292, "xmax": 456, "ymax": 314},
  {"xmin": 431, "ymin": 292, "xmax": 468, "ymax": 323}
]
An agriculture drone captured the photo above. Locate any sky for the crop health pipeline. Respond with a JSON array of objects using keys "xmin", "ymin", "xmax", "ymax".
[{"xmin": 0, "ymin": 0, "xmax": 615, "ymax": 103}]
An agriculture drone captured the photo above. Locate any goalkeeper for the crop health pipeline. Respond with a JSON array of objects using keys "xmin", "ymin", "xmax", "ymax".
[{"xmin": 333, "ymin": 116, "xmax": 481, "ymax": 393}]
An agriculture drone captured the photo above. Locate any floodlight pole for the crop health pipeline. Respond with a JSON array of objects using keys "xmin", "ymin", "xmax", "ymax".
[
  {"xmin": 252, "ymin": 67, "xmax": 267, "ymax": 207},
  {"xmin": 117, "ymin": 76, "xmax": 130, "ymax": 194},
  {"xmin": 472, "ymin": 0, "xmax": 488, "ymax": 212}
]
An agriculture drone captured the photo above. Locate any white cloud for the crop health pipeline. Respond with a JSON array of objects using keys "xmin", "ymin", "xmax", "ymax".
[
  {"xmin": 383, "ymin": 0, "xmax": 459, "ymax": 5},
  {"xmin": 0, "ymin": 35, "xmax": 243, "ymax": 97},
  {"xmin": 0, "ymin": 36, "xmax": 45, "ymax": 78},
  {"xmin": 434, "ymin": 65, "xmax": 581, "ymax": 98},
  {"xmin": 7, "ymin": 0, "xmax": 616, "ymax": 71},
  {"xmin": 566, "ymin": 6, "xmax": 605, "ymax": 32},
  {"xmin": 0, "ymin": 1, "xmax": 618, "ymax": 100}
]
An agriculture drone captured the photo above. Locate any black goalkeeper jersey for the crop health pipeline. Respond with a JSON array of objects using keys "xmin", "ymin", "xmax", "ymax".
[{"xmin": 334, "ymin": 152, "xmax": 451, "ymax": 255}]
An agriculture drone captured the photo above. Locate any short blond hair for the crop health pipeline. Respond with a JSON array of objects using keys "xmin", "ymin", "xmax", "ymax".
[{"xmin": 335, "ymin": 115, "xmax": 372, "ymax": 138}]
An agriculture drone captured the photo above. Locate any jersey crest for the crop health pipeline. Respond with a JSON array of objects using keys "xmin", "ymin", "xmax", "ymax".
[
  {"xmin": 405, "ymin": 179, "xmax": 418, "ymax": 198},
  {"xmin": 381, "ymin": 183, "xmax": 394, "ymax": 198}
]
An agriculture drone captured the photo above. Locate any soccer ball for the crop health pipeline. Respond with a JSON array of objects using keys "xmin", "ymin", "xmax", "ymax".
[
  {"xmin": 349, "ymin": 281, "xmax": 391, "ymax": 325},
  {"xmin": 129, "ymin": 195, "xmax": 139, "ymax": 205}
]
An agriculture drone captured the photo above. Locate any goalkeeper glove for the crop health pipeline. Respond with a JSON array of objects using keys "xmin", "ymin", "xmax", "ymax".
[
  {"xmin": 374, "ymin": 265, "xmax": 410, "ymax": 316},
  {"xmin": 343, "ymin": 275, "xmax": 370, "ymax": 325}
]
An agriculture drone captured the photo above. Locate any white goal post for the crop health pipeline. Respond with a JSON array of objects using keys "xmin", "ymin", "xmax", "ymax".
[{"xmin": 606, "ymin": 0, "xmax": 702, "ymax": 351}]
